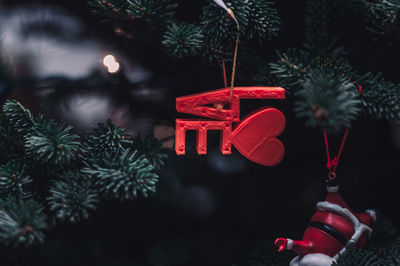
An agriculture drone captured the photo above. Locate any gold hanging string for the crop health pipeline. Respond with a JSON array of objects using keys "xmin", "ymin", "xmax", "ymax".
[
  {"xmin": 230, "ymin": 35, "xmax": 239, "ymax": 102},
  {"xmin": 222, "ymin": 59, "xmax": 228, "ymax": 88},
  {"xmin": 226, "ymin": 8, "xmax": 240, "ymax": 103}
]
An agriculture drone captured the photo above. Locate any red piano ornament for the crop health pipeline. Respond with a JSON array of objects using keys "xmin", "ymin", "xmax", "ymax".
[
  {"xmin": 274, "ymin": 180, "xmax": 377, "ymax": 266},
  {"xmin": 175, "ymin": 86, "xmax": 286, "ymax": 166}
]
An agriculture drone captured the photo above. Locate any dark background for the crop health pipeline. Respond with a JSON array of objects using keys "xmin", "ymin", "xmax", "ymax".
[{"xmin": 0, "ymin": 0, "xmax": 399, "ymax": 265}]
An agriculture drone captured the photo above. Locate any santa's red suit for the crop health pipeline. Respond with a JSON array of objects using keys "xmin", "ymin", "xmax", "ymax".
[{"xmin": 275, "ymin": 184, "xmax": 376, "ymax": 266}]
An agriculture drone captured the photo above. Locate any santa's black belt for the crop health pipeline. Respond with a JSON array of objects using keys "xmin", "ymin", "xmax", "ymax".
[{"xmin": 308, "ymin": 221, "xmax": 348, "ymax": 246}]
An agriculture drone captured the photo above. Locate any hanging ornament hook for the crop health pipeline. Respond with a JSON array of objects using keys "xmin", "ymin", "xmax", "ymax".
[{"xmin": 213, "ymin": 0, "xmax": 240, "ymax": 103}]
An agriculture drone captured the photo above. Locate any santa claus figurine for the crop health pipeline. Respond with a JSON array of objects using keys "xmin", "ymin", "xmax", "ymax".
[{"xmin": 274, "ymin": 180, "xmax": 377, "ymax": 266}]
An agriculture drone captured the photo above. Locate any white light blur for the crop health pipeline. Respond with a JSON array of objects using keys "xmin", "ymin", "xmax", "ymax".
[{"xmin": 103, "ymin": 54, "xmax": 120, "ymax": 74}]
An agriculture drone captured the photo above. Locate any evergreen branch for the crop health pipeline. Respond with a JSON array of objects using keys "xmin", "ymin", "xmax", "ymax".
[
  {"xmin": 0, "ymin": 160, "xmax": 32, "ymax": 199},
  {"xmin": 2, "ymin": 100, "xmax": 35, "ymax": 136},
  {"xmin": 80, "ymin": 119, "xmax": 130, "ymax": 161},
  {"xmin": 304, "ymin": 0, "xmax": 341, "ymax": 52},
  {"xmin": 294, "ymin": 69, "xmax": 360, "ymax": 133},
  {"xmin": 0, "ymin": 197, "xmax": 47, "ymax": 247},
  {"xmin": 200, "ymin": 0, "xmax": 249, "ymax": 60},
  {"xmin": 356, "ymin": 72, "xmax": 400, "ymax": 122},
  {"xmin": 381, "ymin": 238, "xmax": 400, "ymax": 265},
  {"xmin": 88, "ymin": 0, "xmax": 129, "ymax": 20},
  {"xmin": 270, "ymin": 49, "xmax": 354, "ymax": 89},
  {"xmin": 131, "ymin": 135, "xmax": 167, "ymax": 169},
  {"xmin": 333, "ymin": 245, "xmax": 381, "ymax": 265},
  {"xmin": 352, "ymin": 0, "xmax": 400, "ymax": 36},
  {"xmin": 48, "ymin": 171, "xmax": 99, "ymax": 223},
  {"xmin": 126, "ymin": 0, "xmax": 177, "ymax": 26},
  {"xmin": 162, "ymin": 22, "xmax": 204, "ymax": 59},
  {"xmin": 371, "ymin": 0, "xmax": 400, "ymax": 24},
  {"xmin": 88, "ymin": 0, "xmax": 281, "ymax": 63},
  {"xmin": 366, "ymin": 0, "xmax": 400, "ymax": 36},
  {"xmin": 82, "ymin": 148, "xmax": 158, "ymax": 200},
  {"xmin": 0, "ymin": 99, "xmax": 168, "ymax": 247},
  {"xmin": 269, "ymin": 48, "xmax": 400, "ymax": 128},
  {"xmin": 269, "ymin": 49, "xmax": 313, "ymax": 88},
  {"xmin": 247, "ymin": 0, "xmax": 280, "ymax": 42},
  {"xmin": 25, "ymin": 120, "xmax": 80, "ymax": 165}
]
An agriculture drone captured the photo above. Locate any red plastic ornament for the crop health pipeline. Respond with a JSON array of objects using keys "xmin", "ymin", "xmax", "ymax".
[
  {"xmin": 274, "ymin": 185, "xmax": 376, "ymax": 266},
  {"xmin": 175, "ymin": 87, "xmax": 285, "ymax": 166}
]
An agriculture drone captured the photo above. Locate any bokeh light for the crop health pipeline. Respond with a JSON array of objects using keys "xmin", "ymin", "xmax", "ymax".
[{"xmin": 103, "ymin": 54, "xmax": 120, "ymax": 74}]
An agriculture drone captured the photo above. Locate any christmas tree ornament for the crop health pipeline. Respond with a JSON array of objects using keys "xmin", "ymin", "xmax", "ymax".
[
  {"xmin": 274, "ymin": 85, "xmax": 377, "ymax": 265},
  {"xmin": 274, "ymin": 180, "xmax": 376, "ymax": 266},
  {"xmin": 175, "ymin": 87, "xmax": 286, "ymax": 166},
  {"xmin": 175, "ymin": 2, "xmax": 286, "ymax": 166}
]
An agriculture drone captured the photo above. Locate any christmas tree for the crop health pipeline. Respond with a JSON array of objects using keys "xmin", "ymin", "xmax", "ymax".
[{"xmin": 0, "ymin": 0, "xmax": 400, "ymax": 265}]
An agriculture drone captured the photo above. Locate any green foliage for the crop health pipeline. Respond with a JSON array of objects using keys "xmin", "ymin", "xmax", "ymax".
[
  {"xmin": 88, "ymin": 0, "xmax": 128, "ymax": 20},
  {"xmin": 131, "ymin": 135, "xmax": 167, "ymax": 169},
  {"xmin": 0, "ymin": 160, "xmax": 31, "ymax": 198},
  {"xmin": 0, "ymin": 100, "xmax": 167, "ymax": 247},
  {"xmin": 48, "ymin": 171, "xmax": 99, "ymax": 223},
  {"xmin": 88, "ymin": 0, "xmax": 177, "ymax": 26},
  {"xmin": 25, "ymin": 121, "xmax": 80, "ymax": 165},
  {"xmin": 333, "ymin": 237, "xmax": 400, "ymax": 265},
  {"xmin": 162, "ymin": 23, "xmax": 204, "ymax": 59},
  {"xmin": 333, "ymin": 245, "xmax": 381, "ymax": 265},
  {"xmin": 3, "ymin": 100, "xmax": 35, "ymax": 136},
  {"xmin": 126, "ymin": 0, "xmax": 177, "ymax": 26},
  {"xmin": 80, "ymin": 119, "xmax": 130, "ymax": 161},
  {"xmin": 83, "ymin": 148, "xmax": 158, "ymax": 200},
  {"xmin": 89, "ymin": 0, "xmax": 280, "ymax": 62},
  {"xmin": 371, "ymin": 0, "xmax": 400, "ymax": 23},
  {"xmin": 200, "ymin": 0, "xmax": 280, "ymax": 61},
  {"xmin": 304, "ymin": 0, "xmax": 342, "ymax": 53},
  {"xmin": 356, "ymin": 72, "xmax": 400, "ymax": 121},
  {"xmin": 200, "ymin": 0, "xmax": 249, "ymax": 49},
  {"xmin": 295, "ymin": 70, "xmax": 360, "ymax": 133},
  {"xmin": 247, "ymin": 0, "xmax": 280, "ymax": 41},
  {"xmin": 269, "ymin": 49, "xmax": 354, "ymax": 89},
  {"xmin": 268, "ymin": 49, "xmax": 400, "ymax": 131},
  {"xmin": 358, "ymin": 0, "xmax": 400, "ymax": 36},
  {"xmin": 380, "ymin": 238, "xmax": 400, "ymax": 265},
  {"xmin": 0, "ymin": 197, "xmax": 47, "ymax": 247}
]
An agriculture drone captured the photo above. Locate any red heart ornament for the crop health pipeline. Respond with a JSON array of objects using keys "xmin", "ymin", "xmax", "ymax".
[{"xmin": 232, "ymin": 107, "xmax": 285, "ymax": 166}]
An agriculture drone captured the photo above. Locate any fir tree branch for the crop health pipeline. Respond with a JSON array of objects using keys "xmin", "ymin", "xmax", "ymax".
[
  {"xmin": 88, "ymin": 0, "xmax": 130, "ymax": 21},
  {"xmin": 295, "ymin": 69, "xmax": 360, "ymax": 133},
  {"xmin": 80, "ymin": 119, "xmax": 130, "ymax": 162},
  {"xmin": 48, "ymin": 171, "xmax": 99, "ymax": 223},
  {"xmin": 162, "ymin": 22, "xmax": 204, "ymax": 59},
  {"xmin": 269, "ymin": 48, "xmax": 400, "ymax": 130},
  {"xmin": 247, "ymin": 0, "xmax": 280, "ymax": 42},
  {"xmin": 2, "ymin": 100, "xmax": 35, "ymax": 136},
  {"xmin": 0, "ymin": 100, "xmax": 167, "ymax": 247},
  {"xmin": 131, "ymin": 135, "xmax": 168, "ymax": 170},
  {"xmin": 0, "ymin": 197, "xmax": 47, "ymax": 248},
  {"xmin": 25, "ymin": 120, "xmax": 80, "ymax": 165},
  {"xmin": 0, "ymin": 160, "xmax": 32, "ymax": 199},
  {"xmin": 126, "ymin": 0, "xmax": 177, "ymax": 26},
  {"xmin": 82, "ymin": 148, "xmax": 158, "ymax": 200},
  {"xmin": 200, "ymin": 0, "xmax": 249, "ymax": 61}
]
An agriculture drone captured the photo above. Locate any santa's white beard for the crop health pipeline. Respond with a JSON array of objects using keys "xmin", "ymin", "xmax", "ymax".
[{"xmin": 290, "ymin": 254, "xmax": 334, "ymax": 266}]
